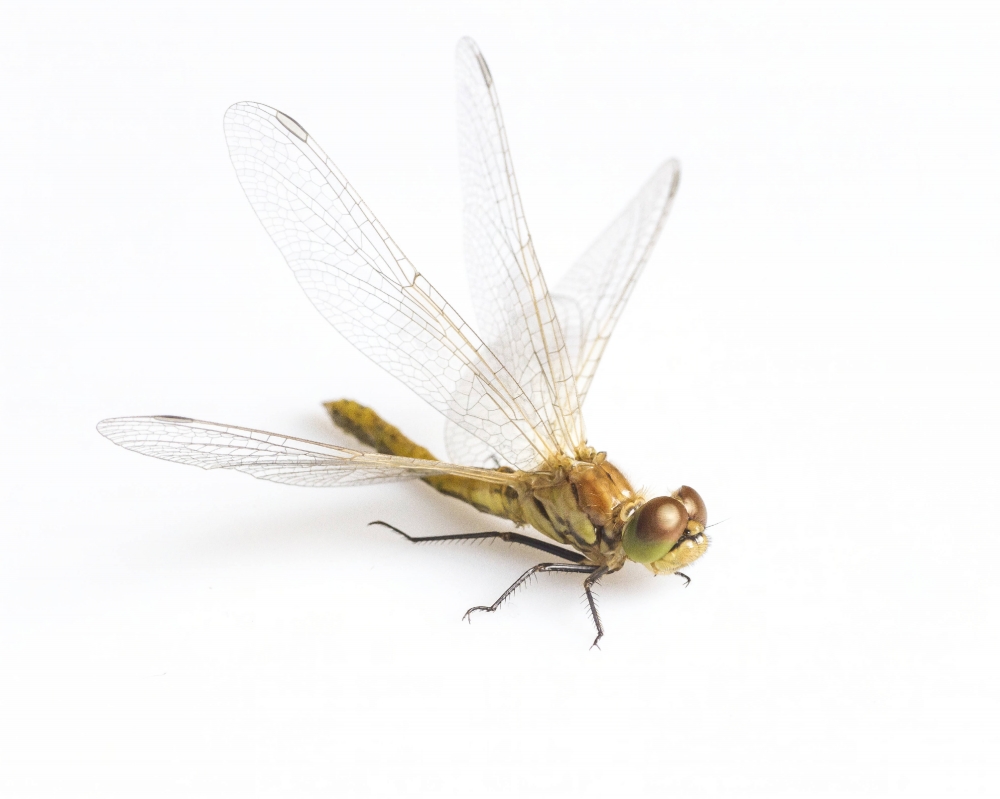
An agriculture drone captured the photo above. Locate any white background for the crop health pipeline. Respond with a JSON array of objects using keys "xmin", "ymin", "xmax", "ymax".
[{"xmin": 2, "ymin": 1, "xmax": 998, "ymax": 796}]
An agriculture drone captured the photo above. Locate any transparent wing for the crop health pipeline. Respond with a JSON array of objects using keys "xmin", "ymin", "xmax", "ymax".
[
  {"xmin": 444, "ymin": 416, "xmax": 503, "ymax": 469},
  {"xmin": 551, "ymin": 160, "xmax": 681, "ymax": 402},
  {"xmin": 453, "ymin": 38, "xmax": 584, "ymax": 465},
  {"xmin": 224, "ymin": 101, "xmax": 565, "ymax": 471},
  {"xmin": 98, "ymin": 416, "xmax": 521, "ymax": 488}
]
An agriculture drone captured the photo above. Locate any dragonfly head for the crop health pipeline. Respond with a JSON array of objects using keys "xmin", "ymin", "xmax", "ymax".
[{"xmin": 621, "ymin": 486, "xmax": 709, "ymax": 573}]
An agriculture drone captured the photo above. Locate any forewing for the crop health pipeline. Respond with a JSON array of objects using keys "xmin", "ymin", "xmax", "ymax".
[
  {"xmin": 454, "ymin": 39, "xmax": 584, "ymax": 462},
  {"xmin": 97, "ymin": 416, "xmax": 520, "ymax": 488},
  {"xmin": 224, "ymin": 101, "xmax": 562, "ymax": 471},
  {"xmin": 551, "ymin": 160, "xmax": 681, "ymax": 402}
]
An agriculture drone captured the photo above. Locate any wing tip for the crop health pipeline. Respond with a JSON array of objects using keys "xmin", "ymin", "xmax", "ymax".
[
  {"xmin": 224, "ymin": 100, "xmax": 260, "ymax": 120},
  {"xmin": 652, "ymin": 159, "xmax": 682, "ymax": 199},
  {"xmin": 223, "ymin": 102, "xmax": 309, "ymax": 143},
  {"xmin": 97, "ymin": 414, "xmax": 196, "ymax": 437},
  {"xmin": 667, "ymin": 160, "xmax": 681, "ymax": 196},
  {"xmin": 456, "ymin": 37, "xmax": 492, "ymax": 87},
  {"xmin": 660, "ymin": 157, "xmax": 681, "ymax": 176},
  {"xmin": 456, "ymin": 36, "xmax": 480, "ymax": 55}
]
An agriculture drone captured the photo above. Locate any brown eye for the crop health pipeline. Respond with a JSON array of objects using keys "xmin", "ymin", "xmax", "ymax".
[
  {"xmin": 636, "ymin": 496, "xmax": 688, "ymax": 547},
  {"xmin": 674, "ymin": 485, "xmax": 707, "ymax": 526},
  {"xmin": 622, "ymin": 496, "xmax": 690, "ymax": 564}
]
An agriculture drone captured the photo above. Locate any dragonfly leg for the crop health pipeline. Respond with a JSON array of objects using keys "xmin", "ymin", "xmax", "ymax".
[
  {"xmin": 675, "ymin": 571, "xmax": 691, "ymax": 587},
  {"xmin": 463, "ymin": 562, "xmax": 598, "ymax": 622},
  {"xmin": 583, "ymin": 565, "xmax": 611, "ymax": 649},
  {"xmin": 368, "ymin": 520, "xmax": 586, "ymax": 562},
  {"xmin": 371, "ymin": 521, "xmax": 609, "ymax": 646}
]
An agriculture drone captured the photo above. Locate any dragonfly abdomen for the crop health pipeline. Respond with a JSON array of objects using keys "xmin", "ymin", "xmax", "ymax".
[{"xmin": 324, "ymin": 399, "xmax": 524, "ymax": 522}]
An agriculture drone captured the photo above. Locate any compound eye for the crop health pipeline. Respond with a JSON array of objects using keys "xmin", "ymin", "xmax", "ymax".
[
  {"xmin": 622, "ymin": 496, "xmax": 689, "ymax": 564},
  {"xmin": 674, "ymin": 485, "xmax": 707, "ymax": 526}
]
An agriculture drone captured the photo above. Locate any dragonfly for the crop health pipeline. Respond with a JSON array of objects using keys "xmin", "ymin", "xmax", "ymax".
[{"xmin": 98, "ymin": 38, "xmax": 708, "ymax": 647}]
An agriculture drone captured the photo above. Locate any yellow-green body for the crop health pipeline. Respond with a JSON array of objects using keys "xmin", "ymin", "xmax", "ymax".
[{"xmin": 325, "ymin": 400, "xmax": 707, "ymax": 574}]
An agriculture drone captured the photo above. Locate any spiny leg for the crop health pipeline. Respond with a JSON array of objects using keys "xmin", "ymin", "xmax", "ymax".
[
  {"xmin": 583, "ymin": 565, "xmax": 611, "ymax": 649},
  {"xmin": 368, "ymin": 520, "xmax": 586, "ymax": 562},
  {"xmin": 463, "ymin": 562, "xmax": 598, "ymax": 622},
  {"xmin": 675, "ymin": 571, "xmax": 691, "ymax": 587},
  {"xmin": 371, "ymin": 521, "xmax": 610, "ymax": 646}
]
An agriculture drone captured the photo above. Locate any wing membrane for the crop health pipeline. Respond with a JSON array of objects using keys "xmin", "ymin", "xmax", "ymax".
[
  {"xmin": 453, "ymin": 39, "xmax": 584, "ymax": 463},
  {"xmin": 224, "ymin": 101, "xmax": 565, "ymax": 471},
  {"xmin": 552, "ymin": 160, "xmax": 681, "ymax": 402},
  {"xmin": 97, "ymin": 416, "xmax": 520, "ymax": 488}
]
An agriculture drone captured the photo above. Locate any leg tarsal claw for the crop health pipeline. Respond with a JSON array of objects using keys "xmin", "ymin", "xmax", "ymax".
[{"xmin": 462, "ymin": 606, "xmax": 493, "ymax": 622}]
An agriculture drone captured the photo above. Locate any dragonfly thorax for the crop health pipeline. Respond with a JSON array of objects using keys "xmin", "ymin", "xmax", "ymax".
[{"xmin": 511, "ymin": 457, "xmax": 641, "ymax": 567}]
